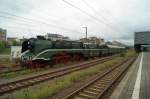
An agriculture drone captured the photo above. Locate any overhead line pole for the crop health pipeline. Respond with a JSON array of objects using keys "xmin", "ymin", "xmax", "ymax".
[{"xmin": 82, "ymin": 26, "xmax": 87, "ymax": 42}]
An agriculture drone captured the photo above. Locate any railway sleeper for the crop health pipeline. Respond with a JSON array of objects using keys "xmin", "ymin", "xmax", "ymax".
[
  {"xmin": 21, "ymin": 81, "xmax": 30, "ymax": 85},
  {"xmin": 31, "ymin": 78, "xmax": 38, "ymax": 81},
  {"xmin": 97, "ymin": 81, "xmax": 114, "ymax": 87},
  {"xmin": 83, "ymin": 90, "xmax": 98, "ymax": 95},
  {"xmin": 78, "ymin": 92, "xmax": 95, "ymax": 99},
  {"xmin": 0, "ymin": 86, "xmax": 10, "ymax": 91},
  {"xmin": 37, "ymin": 77, "xmax": 45, "ymax": 80},
  {"xmin": 91, "ymin": 85, "xmax": 104, "ymax": 90},
  {"xmin": 105, "ymin": 74, "xmax": 117, "ymax": 79},
  {"xmin": 88, "ymin": 87, "xmax": 101, "ymax": 92},
  {"xmin": 33, "ymin": 78, "xmax": 42, "ymax": 82},
  {"xmin": 74, "ymin": 96, "xmax": 87, "ymax": 99},
  {"xmin": 86, "ymin": 88, "xmax": 101, "ymax": 93},
  {"xmin": 42, "ymin": 76, "xmax": 50, "ymax": 79},
  {"xmin": 15, "ymin": 83, "xmax": 24, "ymax": 87},
  {"xmin": 8, "ymin": 85, "xmax": 16, "ymax": 89},
  {"xmin": 96, "ymin": 83, "xmax": 109, "ymax": 87},
  {"xmin": 96, "ymin": 80, "xmax": 110, "ymax": 84},
  {"xmin": 89, "ymin": 87, "xmax": 104, "ymax": 93},
  {"xmin": 79, "ymin": 91, "xmax": 97, "ymax": 98},
  {"xmin": 28, "ymin": 80, "xmax": 36, "ymax": 83}
]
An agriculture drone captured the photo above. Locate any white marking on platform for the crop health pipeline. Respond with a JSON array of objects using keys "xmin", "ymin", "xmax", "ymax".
[{"xmin": 131, "ymin": 52, "xmax": 143, "ymax": 99}]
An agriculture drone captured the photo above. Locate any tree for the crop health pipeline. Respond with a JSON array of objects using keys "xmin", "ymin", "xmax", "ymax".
[
  {"xmin": 0, "ymin": 41, "xmax": 9, "ymax": 52},
  {"xmin": 12, "ymin": 40, "xmax": 21, "ymax": 46}
]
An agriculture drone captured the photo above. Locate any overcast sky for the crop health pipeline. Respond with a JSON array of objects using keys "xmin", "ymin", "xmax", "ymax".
[{"xmin": 0, "ymin": 0, "xmax": 150, "ymax": 45}]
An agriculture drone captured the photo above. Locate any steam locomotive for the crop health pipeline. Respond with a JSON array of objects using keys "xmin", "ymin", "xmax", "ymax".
[{"xmin": 21, "ymin": 36, "xmax": 125, "ymax": 68}]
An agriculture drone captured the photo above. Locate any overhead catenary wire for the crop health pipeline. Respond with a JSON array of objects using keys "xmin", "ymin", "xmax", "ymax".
[
  {"xmin": 13, "ymin": 1, "xmax": 60, "ymax": 21},
  {"xmin": 0, "ymin": 15, "xmax": 40, "ymax": 27},
  {"xmin": 62, "ymin": 0, "xmax": 121, "ymax": 33},
  {"xmin": 0, "ymin": 11, "xmax": 80, "ymax": 33},
  {"xmin": 81, "ymin": 0, "xmax": 125, "ymax": 33},
  {"xmin": 11, "ymin": 1, "xmax": 80, "ymax": 30},
  {"xmin": 0, "ymin": 0, "xmax": 132, "ymax": 40},
  {"xmin": 17, "ymin": 0, "xmax": 122, "ymax": 33},
  {"xmin": 82, "ymin": 0, "xmax": 133, "ymax": 33},
  {"xmin": 0, "ymin": 15, "xmax": 53, "ymax": 36},
  {"xmin": 81, "ymin": 0, "xmax": 114, "ymax": 25},
  {"xmin": 81, "ymin": 0, "xmax": 119, "ymax": 25}
]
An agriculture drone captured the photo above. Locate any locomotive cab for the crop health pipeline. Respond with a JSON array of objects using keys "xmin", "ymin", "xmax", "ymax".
[{"xmin": 21, "ymin": 40, "xmax": 29, "ymax": 53}]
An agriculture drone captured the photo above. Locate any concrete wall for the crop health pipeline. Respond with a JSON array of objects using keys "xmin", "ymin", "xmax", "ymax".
[{"xmin": 11, "ymin": 46, "xmax": 22, "ymax": 59}]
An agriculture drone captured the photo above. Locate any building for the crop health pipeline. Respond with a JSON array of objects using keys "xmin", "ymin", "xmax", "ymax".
[
  {"xmin": 111, "ymin": 41, "xmax": 126, "ymax": 47},
  {"xmin": 89, "ymin": 37, "xmax": 105, "ymax": 45},
  {"xmin": 7, "ymin": 37, "xmax": 20, "ymax": 46},
  {"xmin": 45, "ymin": 33, "xmax": 69, "ymax": 41},
  {"xmin": 7, "ymin": 37, "xmax": 19, "ymax": 41},
  {"xmin": 0, "ymin": 28, "xmax": 7, "ymax": 41},
  {"xmin": 134, "ymin": 31, "xmax": 150, "ymax": 52},
  {"xmin": 80, "ymin": 37, "xmax": 105, "ymax": 45}
]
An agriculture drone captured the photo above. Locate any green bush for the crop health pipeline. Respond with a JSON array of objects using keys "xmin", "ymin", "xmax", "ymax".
[
  {"xmin": 12, "ymin": 40, "xmax": 21, "ymax": 46},
  {"xmin": 0, "ymin": 41, "xmax": 10, "ymax": 54},
  {"xmin": 120, "ymin": 53, "xmax": 126, "ymax": 57}
]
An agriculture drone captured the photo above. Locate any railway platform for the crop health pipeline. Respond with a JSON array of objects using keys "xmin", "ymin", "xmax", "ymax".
[{"xmin": 110, "ymin": 52, "xmax": 150, "ymax": 99}]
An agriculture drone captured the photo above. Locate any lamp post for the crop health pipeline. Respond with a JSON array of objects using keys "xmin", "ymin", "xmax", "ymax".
[{"xmin": 82, "ymin": 26, "xmax": 87, "ymax": 42}]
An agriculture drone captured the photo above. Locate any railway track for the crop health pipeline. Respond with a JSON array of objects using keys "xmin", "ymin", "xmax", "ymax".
[
  {"xmin": 0, "ymin": 67, "xmax": 7, "ymax": 72},
  {"xmin": 63, "ymin": 57, "xmax": 136, "ymax": 99},
  {"xmin": 0, "ymin": 56, "xmax": 114, "ymax": 95}
]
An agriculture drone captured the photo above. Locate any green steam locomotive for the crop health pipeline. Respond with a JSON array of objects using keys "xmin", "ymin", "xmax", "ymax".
[{"xmin": 21, "ymin": 36, "xmax": 125, "ymax": 68}]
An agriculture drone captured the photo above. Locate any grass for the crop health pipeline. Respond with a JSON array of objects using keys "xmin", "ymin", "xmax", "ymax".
[
  {"xmin": 0, "ymin": 61, "xmax": 80, "ymax": 78},
  {"xmin": 0, "ymin": 58, "xmax": 94, "ymax": 79},
  {"xmin": 14, "ymin": 50, "xmax": 136, "ymax": 99},
  {"xmin": 0, "ymin": 48, "xmax": 10, "ymax": 54},
  {"xmin": 0, "ymin": 58, "xmax": 11, "ymax": 64},
  {"xmin": 0, "ymin": 69, "xmax": 35, "ymax": 78},
  {"xmin": 0, "ymin": 58, "xmax": 15, "ymax": 67}
]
